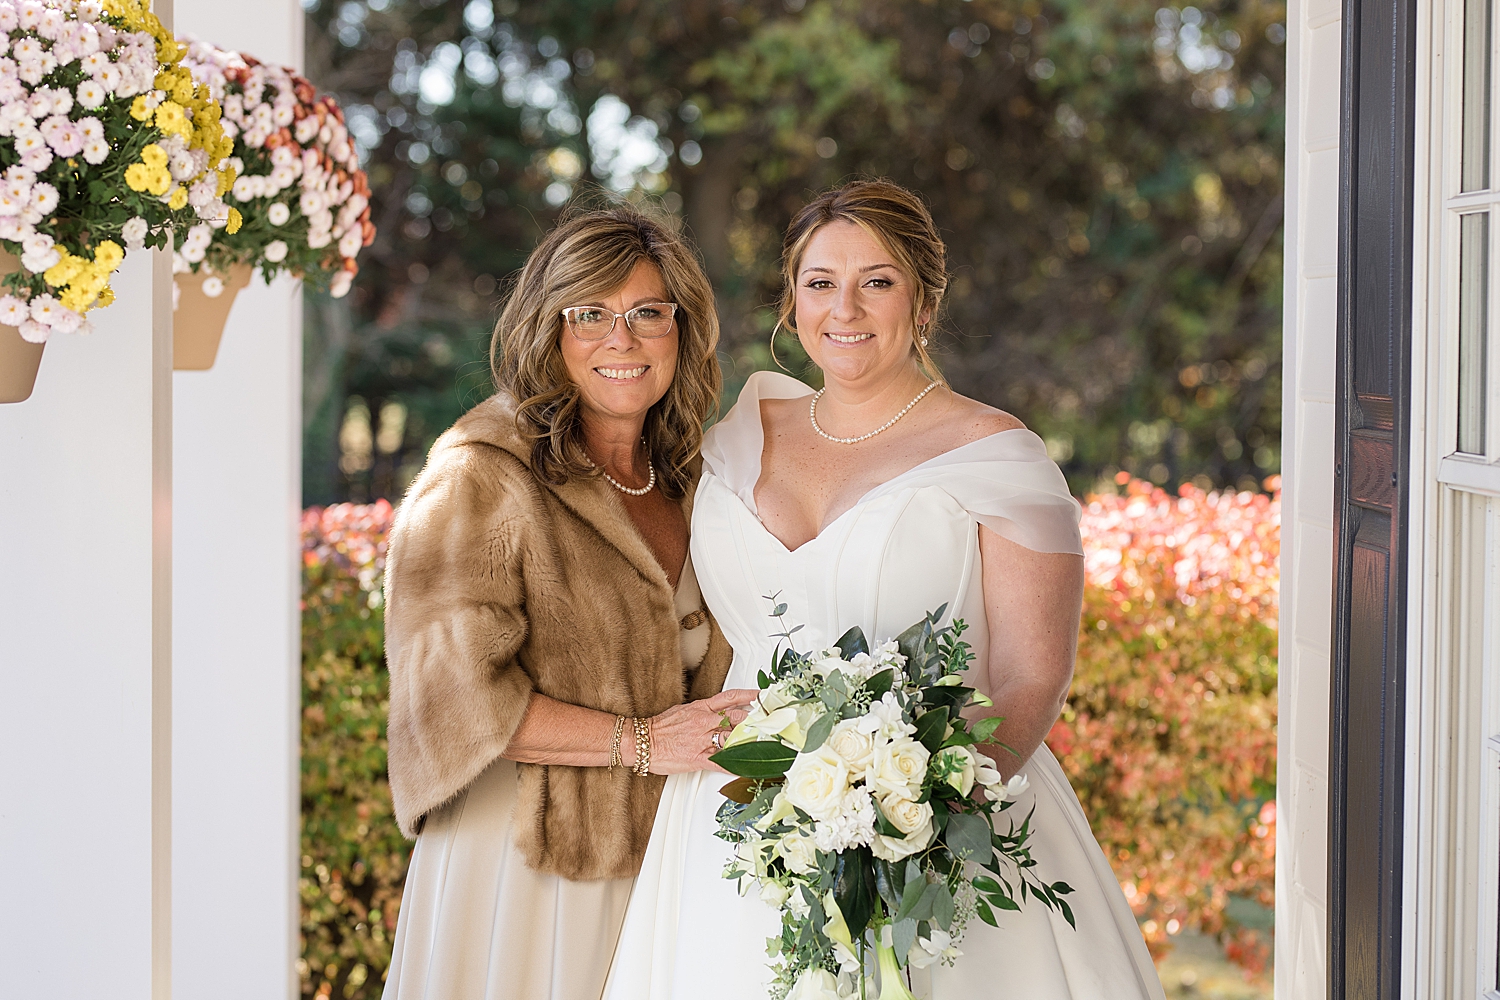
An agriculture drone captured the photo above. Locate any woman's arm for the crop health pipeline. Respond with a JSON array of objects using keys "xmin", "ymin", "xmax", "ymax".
[
  {"xmin": 966, "ymin": 525, "xmax": 1085, "ymax": 780},
  {"xmin": 504, "ymin": 688, "xmax": 759, "ymax": 774}
]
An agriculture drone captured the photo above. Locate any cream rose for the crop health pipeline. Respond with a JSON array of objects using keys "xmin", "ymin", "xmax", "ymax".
[
  {"xmin": 788, "ymin": 968, "xmax": 841, "ymax": 1000},
  {"xmin": 868, "ymin": 735, "xmax": 929, "ymax": 797},
  {"xmin": 776, "ymin": 830, "xmax": 819, "ymax": 874},
  {"xmin": 784, "ymin": 745, "xmax": 853, "ymax": 821},
  {"xmin": 870, "ymin": 789, "xmax": 935, "ymax": 861},
  {"xmin": 759, "ymin": 880, "xmax": 792, "ymax": 908},
  {"xmin": 826, "ymin": 718, "xmax": 877, "ymax": 771}
]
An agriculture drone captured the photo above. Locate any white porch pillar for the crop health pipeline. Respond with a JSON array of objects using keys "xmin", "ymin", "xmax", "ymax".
[
  {"xmin": 1278, "ymin": 0, "xmax": 1341, "ymax": 994},
  {"xmin": 170, "ymin": 2, "xmax": 305, "ymax": 998},
  {"xmin": 0, "ymin": 250, "xmax": 175, "ymax": 996}
]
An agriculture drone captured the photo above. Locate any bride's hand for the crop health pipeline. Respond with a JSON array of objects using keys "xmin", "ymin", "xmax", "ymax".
[{"xmin": 645, "ymin": 688, "xmax": 759, "ymax": 775}]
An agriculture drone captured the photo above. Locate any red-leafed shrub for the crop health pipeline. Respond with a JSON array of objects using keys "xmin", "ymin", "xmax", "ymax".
[
  {"xmin": 299, "ymin": 501, "xmax": 404, "ymax": 1000},
  {"xmin": 1048, "ymin": 475, "xmax": 1279, "ymax": 973}
]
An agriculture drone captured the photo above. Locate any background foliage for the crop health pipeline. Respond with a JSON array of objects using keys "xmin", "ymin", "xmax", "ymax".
[
  {"xmin": 295, "ymin": 0, "xmax": 1286, "ymax": 505},
  {"xmin": 297, "ymin": 481, "xmax": 1277, "ymax": 998}
]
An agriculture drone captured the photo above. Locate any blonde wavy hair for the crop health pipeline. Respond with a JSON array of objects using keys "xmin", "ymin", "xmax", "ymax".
[
  {"xmin": 490, "ymin": 206, "xmax": 722, "ymax": 499},
  {"xmin": 776, "ymin": 179, "xmax": 949, "ymax": 383}
]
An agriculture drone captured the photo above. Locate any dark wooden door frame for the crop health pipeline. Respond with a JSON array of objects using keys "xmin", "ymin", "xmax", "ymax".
[{"xmin": 1330, "ymin": 0, "xmax": 1418, "ymax": 994}]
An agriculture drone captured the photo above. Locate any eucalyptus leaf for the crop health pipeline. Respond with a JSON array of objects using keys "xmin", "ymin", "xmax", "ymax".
[
  {"xmin": 945, "ymin": 813, "xmax": 994, "ymax": 864},
  {"xmin": 802, "ymin": 710, "xmax": 836, "ymax": 753},
  {"xmin": 931, "ymin": 882, "xmax": 955, "ymax": 930},
  {"xmin": 891, "ymin": 917, "xmax": 918, "ymax": 965}
]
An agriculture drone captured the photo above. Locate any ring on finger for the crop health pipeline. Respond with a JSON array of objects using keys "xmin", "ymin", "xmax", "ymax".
[{"xmin": 710, "ymin": 730, "xmax": 725, "ymax": 751}]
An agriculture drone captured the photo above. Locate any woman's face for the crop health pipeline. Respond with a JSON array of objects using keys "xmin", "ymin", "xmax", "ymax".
[
  {"xmin": 793, "ymin": 220, "xmax": 927, "ymax": 387},
  {"xmin": 559, "ymin": 260, "xmax": 680, "ymax": 429}
]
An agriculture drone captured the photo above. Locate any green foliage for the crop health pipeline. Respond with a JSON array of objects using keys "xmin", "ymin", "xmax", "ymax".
[{"xmin": 300, "ymin": 0, "xmax": 1285, "ymax": 505}]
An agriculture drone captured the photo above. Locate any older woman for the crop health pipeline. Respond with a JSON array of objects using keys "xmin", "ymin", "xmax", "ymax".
[{"xmin": 381, "ymin": 207, "xmax": 756, "ymax": 1000}]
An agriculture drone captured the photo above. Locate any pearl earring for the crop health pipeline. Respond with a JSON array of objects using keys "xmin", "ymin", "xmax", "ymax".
[{"xmin": 920, "ymin": 336, "xmax": 929, "ymax": 347}]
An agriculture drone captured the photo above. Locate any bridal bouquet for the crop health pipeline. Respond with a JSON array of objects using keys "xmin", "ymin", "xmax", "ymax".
[
  {"xmin": 177, "ymin": 38, "xmax": 372, "ymax": 299},
  {"xmin": 711, "ymin": 603, "xmax": 1074, "ymax": 1000},
  {"xmin": 0, "ymin": 0, "xmax": 236, "ymax": 342}
]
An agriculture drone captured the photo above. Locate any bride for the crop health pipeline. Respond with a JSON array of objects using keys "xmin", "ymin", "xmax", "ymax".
[{"xmin": 604, "ymin": 179, "xmax": 1164, "ymax": 999}]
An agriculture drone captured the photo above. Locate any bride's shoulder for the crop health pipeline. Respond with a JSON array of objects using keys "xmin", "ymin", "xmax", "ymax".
[{"xmin": 934, "ymin": 388, "xmax": 1027, "ymax": 444}]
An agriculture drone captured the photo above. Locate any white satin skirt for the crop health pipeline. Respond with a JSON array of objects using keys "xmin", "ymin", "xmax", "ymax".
[{"xmin": 383, "ymin": 759, "xmax": 634, "ymax": 1000}]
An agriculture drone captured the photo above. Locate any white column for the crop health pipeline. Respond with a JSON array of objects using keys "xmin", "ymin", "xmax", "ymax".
[
  {"xmin": 0, "ymin": 249, "xmax": 175, "ymax": 997},
  {"xmin": 170, "ymin": 3, "xmax": 305, "ymax": 998},
  {"xmin": 1277, "ymin": 0, "xmax": 1341, "ymax": 995}
]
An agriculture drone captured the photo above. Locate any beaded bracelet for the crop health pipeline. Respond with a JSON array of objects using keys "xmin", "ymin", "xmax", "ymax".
[
  {"xmin": 632, "ymin": 716, "xmax": 652, "ymax": 777},
  {"xmin": 609, "ymin": 715, "xmax": 627, "ymax": 771}
]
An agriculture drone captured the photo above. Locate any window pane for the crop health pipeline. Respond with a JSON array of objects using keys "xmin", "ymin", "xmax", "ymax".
[
  {"xmin": 1460, "ymin": 212, "xmax": 1489, "ymax": 454},
  {"xmin": 1463, "ymin": 0, "xmax": 1492, "ymax": 191}
]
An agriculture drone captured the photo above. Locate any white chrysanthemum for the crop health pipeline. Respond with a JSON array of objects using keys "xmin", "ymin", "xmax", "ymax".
[
  {"xmin": 267, "ymin": 202, "xmax": 290, "ymax": 226},
  {"xmin": 121, "ymin": 216, "xmax": 148, "ymax": 249},
  {"xmin": 17, "ymin": 318, "xmax": 47, "ymax": 343},
  {"xmin": 263, "ymin": 239, "xmax": 288, "ymax": 263},
  {"xmin": 200, "ymin": 275, "xmax": 224, "ymax": 298},
  {"xmin": 180, "ymin": 243, "xmax": 205, "ymax": 264},
  {"xmin": 0, "ymin": 294, "xmax": 28, "ymax": 326},
  {"xmin": 329, "ymin": 268, "xmax": 354, "ymax": 298},
  {"xmin": 81, "ymin": 137, "xmax": 109, "ymax": 165},
  {"xmin": 29, "ymin": 293, "xmax": 62, "ymax": 325},
  {"xmin": 337, "ymin": 228, "xmax": 363, "ymax": 258},
  {"xmin": 29, "ymin": 182, "xmax": 57, "ymax": 215}
]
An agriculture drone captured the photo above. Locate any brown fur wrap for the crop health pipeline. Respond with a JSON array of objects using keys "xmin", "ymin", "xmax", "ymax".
[{"xmin": 383, "ymin": 393, "xmax": 732, "ymax": 879}]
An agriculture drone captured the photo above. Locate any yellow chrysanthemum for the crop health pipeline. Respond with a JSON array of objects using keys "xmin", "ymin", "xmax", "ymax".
[
  {"xmin": 130, "ymin": 95, "xmax": 154, "ymax": 121},
  {"xmin": 125, "ymin": 162, "xmax": 153, "ymax": 192},
  {"xmin": 140, "ymin": 143, "xmax": 167, "ymax": 170},
  {"xmin": 96, "ymin": 286, "xmax": 116, "ymax": 308},
  {"xmin": 59, "ymin": 286, "xmax": 93, "ymax": 312},
  {"xmin": 146, "ymin": 167, "xmax": 171, "ymax": 197},
  {"xmin": 43, "ymin": 253, "xmax": 84, "ymax": 287},
  {"xmin": 154, "ymin": 102, "xmax": 190, "ymax": 140},
  {"xmin": 93, "ymin": 241, "xmax": 124, "ymax": 271},
  {"xmin": 167, "ymin": 187, "xmax": 188, "ymax": 210},
  {"xmin": 226, "ymin": 207, "xmax": 243, "ymax": 235}
]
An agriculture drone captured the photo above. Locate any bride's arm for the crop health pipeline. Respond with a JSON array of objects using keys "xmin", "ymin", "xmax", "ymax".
[
  {"xmin": 967, "ymin": 525, "xmax": 1085, "ymax": 780},
  {"xmin": 503, "ymin": 689, "xmax": 757, "ymax": 773}
]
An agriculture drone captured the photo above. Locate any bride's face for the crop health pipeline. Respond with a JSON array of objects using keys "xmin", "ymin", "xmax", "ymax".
[{"xmin": 793, "ymin": 220, "xmax": 928, "ymax": 387}]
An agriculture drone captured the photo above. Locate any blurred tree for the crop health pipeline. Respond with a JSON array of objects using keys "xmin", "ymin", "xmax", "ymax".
[{"xmin": 299, "ymin": 0, "xmax": 1284, "ymax": 503}]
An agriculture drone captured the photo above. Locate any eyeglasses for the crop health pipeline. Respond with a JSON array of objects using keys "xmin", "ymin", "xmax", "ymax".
[{"xmin": 560, "ymin": 302, "xmax": 679, "ymax": 341}]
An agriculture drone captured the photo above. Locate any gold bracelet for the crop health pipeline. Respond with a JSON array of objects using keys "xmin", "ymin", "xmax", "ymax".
[
  {"xmin": 609, "ymin": 715, "xmax": 627, "ymax": 771},
  {"xmin": 632, "ymin": 716, "xmax": 652, "ymax": 776}
]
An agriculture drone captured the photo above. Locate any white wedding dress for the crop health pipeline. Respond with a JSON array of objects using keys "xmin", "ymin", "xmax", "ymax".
[{"xmin": 603, "ymin": 372, "xmax": 1164, "ymax": 1000}]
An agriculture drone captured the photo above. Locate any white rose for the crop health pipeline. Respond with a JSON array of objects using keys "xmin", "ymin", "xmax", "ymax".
[
  {"xmin": 784, "ymin": 745, "xmax": 852, "ymax": 822},
  {"xmin": 876, "ymin": 790, "xmax": 934, "ymax": 836},
  {"xmin": 776, "ymin": 830, "xmax": 819, "ymax": 875},
  {"xmin": 825, "ymin": 719, "xmax": 876, "ymax": 771},
  {"xmin": 788, "ymin": 967, "xmax": 841, "ymax": 1000},
  {"xmin": 868, "ymin": 736, "xmax": 929, "ymax": 797},
  {"xmin": 758, "ymin": 880, "xmax": 791, "ymax": 909},
  {"xmin": 808, "ymin": 648, "xmax": 848, "ymax": 679},
  {"xmin": 935, "ymin": 745, "xmax": 978, "ymax": 796}
]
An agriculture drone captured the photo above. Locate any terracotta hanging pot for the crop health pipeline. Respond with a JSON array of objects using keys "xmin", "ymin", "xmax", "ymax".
[
  {"xmin": 0, "ymin": 318, "xmax": 43, "ymax": 404},
  {"xmin": 0, "ymin": 248, "xmax": 41, "ymax": 404},
  {"xmin": 173, "ymin": 264, "xmax": 253, "ymax": 371}
]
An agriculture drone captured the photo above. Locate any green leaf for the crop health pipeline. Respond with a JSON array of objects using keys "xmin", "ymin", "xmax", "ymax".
[
  {"xmin": 913, "ymin": 706, "xmax": 948, "ymax": 753},
  {"xmin": 834, "ymin": 625, "xmax": 868, "ymax": 659},
  {"xmin": 945, "ymin": 812, "xmax": 994, "ymax": 863},
  {"xmin": 802, "ymin": 710, "xmax": 836, "ymax": 753},
  {"xmin": 972, "ymin": 875, "xmax": 1003, "ymax": 895},
  {"xmin": 991, "ymin": 893, "xmax": 1021, "ymax": 911},
  {"xmin": 931, "ymin": 882, "xmax": 955, "ymax": 930},
  {"xmin": 1058, "ymin": 898, "xmax": 1076, "ymax": 929},
  {"xmin": 863, "ymin": 668, "xmax": 895, "ymax": 699},
  {"xmin": 709, "ymin": 740, "xmax": 798, "ymax": 778},
  {"xmin": 833, "ymin": 848, "xmax": 878, "ymax": 938},
  {"xmin": 891, "ymin": 917, "xmax": 918, "ymax": 965},
  {"xmin": 872, "ymin": 857, "xmax": 905, "ymax": 911},
  {"xmin": 970, "ymin": 716, "xmax": 1003, "ymax": 743},
  {"xmin": 872, "ymin": 799, "xmax": 903, "ymax": 838},
  {"xmin": 976, "ymin": 899, "xmax": 997, "ymax": 927},
  {"xmin": 772, "ymin": 602, "xmax": 788, "ymax": 617}
]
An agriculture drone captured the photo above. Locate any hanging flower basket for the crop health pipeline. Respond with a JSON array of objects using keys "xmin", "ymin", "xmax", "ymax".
[
  {"xmin": 0, "ymin": 0, "xmax": 236, "ymax": 402},
  {"xmin": 172, "ymin": 261, "xmax": 251, "ymax": 370},
  {"xmin": 172, "ymin": 40, "xmax": 375, "ymax": 330},
  {"xmin": 0, "ymin": 246, "xmax": 40, "ymax": 402}
]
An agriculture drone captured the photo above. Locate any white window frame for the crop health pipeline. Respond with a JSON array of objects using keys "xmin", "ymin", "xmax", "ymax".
[{"xmin": 1407, "ymin": 0, "xmax": 1500, "ymax": 996}]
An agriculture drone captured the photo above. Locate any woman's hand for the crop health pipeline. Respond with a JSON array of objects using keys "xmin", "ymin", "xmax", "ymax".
[{"xmin": 642, "ymin": 688, "xmax": 759, "ymax": 775}]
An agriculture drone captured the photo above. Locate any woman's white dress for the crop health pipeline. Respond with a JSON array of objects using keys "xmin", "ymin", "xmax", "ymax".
[
  {"xmin": 382, "ymin": 557, "xmax": 711, "ymax": 1000},
  {"xmin": 604, "ymin": 372, "xmax": 1164, "ymax": 1000}
]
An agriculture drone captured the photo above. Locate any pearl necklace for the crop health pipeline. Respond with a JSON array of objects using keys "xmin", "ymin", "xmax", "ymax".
[
  {"xmin": 587, "ymin": 448, "xmax": 656, "ymax": 496},
  {"xmin": 809, "ymin": 382, "xmax": 939, "ymax": 445}
]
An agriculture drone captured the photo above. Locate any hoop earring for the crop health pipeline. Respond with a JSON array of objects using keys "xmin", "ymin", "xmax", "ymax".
[{"xmin": 769, "ymin": 320, "xmax": 793, "ymax": 373}]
